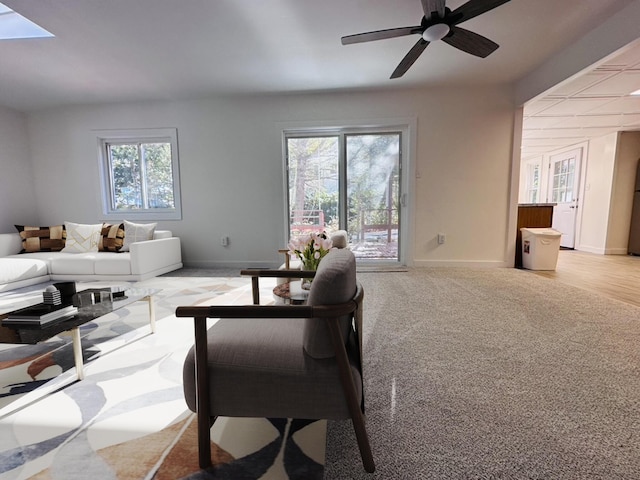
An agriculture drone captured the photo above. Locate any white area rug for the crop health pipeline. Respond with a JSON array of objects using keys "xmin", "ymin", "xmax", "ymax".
[{"xmin": 0, "ymin": 276, "xmax": 325, "ymax": 480}]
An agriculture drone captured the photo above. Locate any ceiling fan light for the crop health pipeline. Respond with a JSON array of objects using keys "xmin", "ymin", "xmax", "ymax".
[{"xmin": 422, "ymin": 23, "xmax": 450, "ymax": 42}]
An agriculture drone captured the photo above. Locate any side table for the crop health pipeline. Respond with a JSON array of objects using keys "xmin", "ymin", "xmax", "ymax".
[{"xmin": 272, "ymin": 281, "xmax": 309, "ymax": 305}]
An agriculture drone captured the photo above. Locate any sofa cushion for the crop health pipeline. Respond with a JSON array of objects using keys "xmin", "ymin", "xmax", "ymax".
[
  {"xmin": 49, "ymin": 253, "xmax": 98, "ymax": 275},
  {"xmin": 94, "ymin": 252, "xmax": 132, "ymax": 275},
  {"xmin": 0, "ymin": 257, "xmax": 49, "ymax": 284},
  {"xmin": 182, "ymin": 317, "xmax": 361, "ymax": 419},
  {"xmin": 15, "ymin": 225, "xmax": 66, "ymax": 253},
  {"xmin": 99, "ymin": 223, "xmax": 125, "ymax": 252},
  {"xmin": 122, "ymin": 220, "xmax": 157, "ymax": 252},
  {"xmin": 8, "ymin": 252, "xmax": 59, "ymax": 262},
  {"xmin": 61, "ymin": 222, "xmax": 103, "ymax": 253}
]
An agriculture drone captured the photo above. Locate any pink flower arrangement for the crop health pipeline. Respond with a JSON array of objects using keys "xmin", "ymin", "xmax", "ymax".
[{"xmin": 288, "ymin": 231, "xmax": 334, "ymax": 270}]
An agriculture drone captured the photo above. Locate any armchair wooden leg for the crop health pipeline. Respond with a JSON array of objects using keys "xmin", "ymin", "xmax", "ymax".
[
  {"xmin": 347, "ymin": 398, "xmax": 375, "ymax": 473},
  {"xmin": 194, "ymin": 317, "xmax": 212, "ymax": 469},
  {"xmin": 328, "ymin": 319, "xmax": 375, "ymax": 473}
]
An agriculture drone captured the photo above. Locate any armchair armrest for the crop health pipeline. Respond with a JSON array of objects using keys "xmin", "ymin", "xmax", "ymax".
[
  {"xmin": 240, "ymin": 268, "xmax": 316, "ymax": 278},
  {"xmin": 175, "ymin": 300, "xmax": 358, "ymax": 320}
]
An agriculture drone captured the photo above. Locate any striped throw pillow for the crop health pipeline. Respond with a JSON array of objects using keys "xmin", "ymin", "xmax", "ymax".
[
  {"xmin": 15, "ymin": 225, "xmax": 66, "ymax": 253},
  {"xmin": 99, "ymin": 223, "xmax": 125, "ymax": 252}
]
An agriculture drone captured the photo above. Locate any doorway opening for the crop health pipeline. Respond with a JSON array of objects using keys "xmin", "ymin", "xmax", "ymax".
[
  {"xmin": 519, "ymin": 147, "xmax": 583, "ymax": 250},
  {"xmin": 549, "ymin": 148, "xmax": 582, "ymax": 249}
]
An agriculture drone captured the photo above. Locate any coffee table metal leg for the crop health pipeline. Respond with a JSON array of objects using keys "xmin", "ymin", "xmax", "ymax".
[
  {"xmin": 146, "ymin": 295, "xmax": 156, "ymax": 333},
  {"xmin": 71, "ymin": 326, "xmax": 84, "ymax": 380}
]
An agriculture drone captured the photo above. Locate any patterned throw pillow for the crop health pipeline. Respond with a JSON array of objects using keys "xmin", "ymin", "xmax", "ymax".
[
  {"xmin": 99, "ymin": 223, "xmax": 125, "ymax": 252},
  {"xmin": 61, "ymin": 222, "xmax": 103, "ymax": 253},
  {"xmin": 15, "ymin": 225, "xmax": 66, "ymax": 253},
  {"xmin": 122, "ymin": 220, "xmax": 157, "ymax": 252}
]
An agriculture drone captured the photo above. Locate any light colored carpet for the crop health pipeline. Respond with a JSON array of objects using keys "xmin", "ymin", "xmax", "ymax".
[{"xmin": 325, "ymin": 267, "xmax": 640, "ymax": 479}]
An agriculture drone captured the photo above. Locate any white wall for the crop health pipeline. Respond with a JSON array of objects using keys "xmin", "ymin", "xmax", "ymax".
[
  {"xmin": 579, "ymin": 134, "xmax": 617, "ymax": 253},
  {"xmin": 0, "ymin": 106, "xmax": 38, "ymax": 232},
  {"xmin": 578, "ymin": 131, "xmax": 640, "ymax": 254},
  {"xmin": 23, "ymin": 86, "xmax": 516, "ymax": 268}
]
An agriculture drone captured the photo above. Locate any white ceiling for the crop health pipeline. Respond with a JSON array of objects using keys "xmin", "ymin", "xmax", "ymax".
[
  {"xmin": 522, "ymin": 42, "xmax": 640, "ymax": 159},
  {"xmin": 0, "ymin": 0, "xmax": 637, "ymax": 126}
]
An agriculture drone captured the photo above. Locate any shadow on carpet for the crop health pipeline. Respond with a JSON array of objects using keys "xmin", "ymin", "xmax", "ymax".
[{"xmin": 164, "ymin": 417, "xmax": 325, "ymax": 480}]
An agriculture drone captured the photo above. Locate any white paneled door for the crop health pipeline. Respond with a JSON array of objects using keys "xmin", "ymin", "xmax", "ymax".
[{"xmin": 549, "ymin": 148, "xmax": 582, "ymax": 248}]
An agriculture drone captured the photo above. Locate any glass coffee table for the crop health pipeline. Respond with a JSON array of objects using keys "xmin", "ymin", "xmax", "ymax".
[{"xmin": 0, "ymin": 287, "xmax": 160, "ymax": 380}]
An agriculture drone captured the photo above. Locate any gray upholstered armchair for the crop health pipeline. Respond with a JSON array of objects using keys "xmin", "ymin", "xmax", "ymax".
[{"xmin": 176, "ymin": 248, "xmax": 375, "ymax": 473}]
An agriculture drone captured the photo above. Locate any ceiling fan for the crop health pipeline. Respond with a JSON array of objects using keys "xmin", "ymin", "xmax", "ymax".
[{"xmin": 341, "ymin": 0, "xmax": 512, "ymax": 79}]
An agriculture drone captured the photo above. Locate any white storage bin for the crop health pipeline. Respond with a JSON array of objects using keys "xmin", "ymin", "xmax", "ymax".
[{"xmin": 521, "ymin": 228, "xmax": 562, "ymax": 271}]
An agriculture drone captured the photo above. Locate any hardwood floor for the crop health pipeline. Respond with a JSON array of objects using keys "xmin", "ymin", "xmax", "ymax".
[{"xmin": 528, "ymin": 249, "xmax": 640, "ymax": 309}]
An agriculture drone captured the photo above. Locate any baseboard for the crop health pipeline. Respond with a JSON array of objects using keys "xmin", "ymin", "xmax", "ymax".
[
  {"xmin": 576, "ymin": 245, "xmax": 607, "ymax": 254},
  {"xmin": 603, "ymin": 247, "xmax": 630, "ymax": 255},
  {"xmin": 571, "ymin": 245, "xmax": 630, "ymax": 255},
  {"xmin": 183, "ymin": 260, "xmax": 278, "ymax": 269},
  {"xmin": 412, "ymin": 260, "xmax": 510, "ymax": 268}
]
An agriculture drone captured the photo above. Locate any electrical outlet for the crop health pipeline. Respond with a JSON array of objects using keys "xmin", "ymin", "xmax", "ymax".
[
  {"xmin": 221, "ymin": 236, "xmax": 229, "ymax": 246},
  {"xmin": 437, "ymin": 233, "xmax": 446, "ymax": 245}
]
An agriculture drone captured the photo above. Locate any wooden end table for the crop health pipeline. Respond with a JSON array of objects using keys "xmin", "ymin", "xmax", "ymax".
[{"xmin": 272, "ymin": 281, "xmax": 309, "ymax": 305}]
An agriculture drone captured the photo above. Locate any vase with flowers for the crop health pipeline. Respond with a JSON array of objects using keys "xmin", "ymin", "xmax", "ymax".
[{"xmin": 288, "ymin": 231, "xmax": 334, "ymax": 289}]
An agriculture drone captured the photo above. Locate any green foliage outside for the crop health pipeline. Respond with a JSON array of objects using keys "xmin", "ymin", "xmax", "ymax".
[
  {"xmin": 346, "ymin": 135, "xmax": 400, "ymax": 238},
  {"xmin": 287, "ymin": 133, "xmax": 400, "ymax": 241}
]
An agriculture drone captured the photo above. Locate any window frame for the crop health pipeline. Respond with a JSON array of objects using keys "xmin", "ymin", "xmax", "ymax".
[
  {"xmin": 283, "ymin": 123, "xmax": 410, "ymax": 266},
  {"xmin": 96, "ymin": 128, "xmax": 182, "ymax": 221},
  {"xmin": 524, "ymin": 158, "xmax": 542, "ymax": 204}
]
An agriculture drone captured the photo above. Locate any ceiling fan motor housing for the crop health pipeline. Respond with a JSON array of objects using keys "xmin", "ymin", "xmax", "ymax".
[{"xmin": 422, "ymin": 23, "xmax": 450, "ymax": 42}]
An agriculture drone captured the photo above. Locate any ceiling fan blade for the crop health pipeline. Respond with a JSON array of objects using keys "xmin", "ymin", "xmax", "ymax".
[
  {"xmin": 420, "ymin": 0, "xmax": 446, "ymax": 19},
  {"xmin": 341, "ymin": 26, "xmax": 422, "ymax": 45},
  {"xmin": 448, "ymin": 0, "xmax": 511, "ymax": 26},
  {"xmin": 390, "ymin": 38, "xmax": 429, "ymax": 79},
  {"xmin": 442, "ymin": 25, "xmax": 499, "ymax": 57}
]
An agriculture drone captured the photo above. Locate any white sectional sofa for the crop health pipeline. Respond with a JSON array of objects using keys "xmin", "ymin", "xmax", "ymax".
[{"xmin": 0, "ymin": 230, "xmax": 182, "ymax": 292}]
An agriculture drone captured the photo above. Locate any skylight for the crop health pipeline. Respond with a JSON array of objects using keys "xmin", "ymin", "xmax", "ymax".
[{"xmin": 0, "ymin": 2, "xmax": 53, "ymax": 40}]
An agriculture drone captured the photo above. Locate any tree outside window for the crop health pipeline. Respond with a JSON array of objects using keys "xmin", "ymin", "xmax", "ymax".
[{"xmin": 107, "ymin": 142, "xmax": 174, "ymax": 210}]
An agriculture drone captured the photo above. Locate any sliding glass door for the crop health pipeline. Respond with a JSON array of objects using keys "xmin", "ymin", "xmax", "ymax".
[
  {"xmin": 346, "ymin": 133, "xmax": 400, "ymax": 260},
  {"xmin": 286, "ymin": 136, "xmax": 339, "ymax": 236},
  {"xmin": 285, "ymin": 130, "xmax": 403, "ymax": 263}
]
